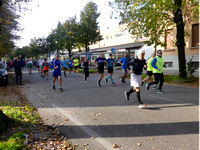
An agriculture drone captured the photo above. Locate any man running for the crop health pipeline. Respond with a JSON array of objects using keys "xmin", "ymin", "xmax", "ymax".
[
  {"xmin": 73, "ymin": 57, "xmax": 80, "ymax": 76},
  {"xmin": 38, "ymin": 57, "xmax": 44, "ymax": 77},
  {"xmin": 62, "ymin": 58, "xmax": 68, "ymax": 77},
  {"xmin": 83, "ymin": 58, "xmax": 89, "ymax": 83},
  {"xmin": 124, "ymin": 49, "xmax": 147, "ymax": 109},
  {"xmin": 141, "ymin": 52, "xmax": 157, "ymax": 89},
  {"xmin": 50, "ymin": 54, "xmax": 63, "ymax": 92},
  {"xmin": 105, "ymin": 53, "xmax": 115, "ymax": 86},
  {"xmin": 120, "ymin": 53, "xmax": 129, "ymax": 83},
  {"xmin": 27, "ymin": 59, "xmax": 33, "ymax": 74},
  {"xmin": 68, "ymin": 58, "xmax": 73, "ymax": 74},
  {"xmin": 42, "ymin": 58, "xmax": 49, "ymax": 80},
  {"xmin": 94, "ymin": 52, "xmax": 106, "ymax": 87},
  {"xmin": 146, "ymin": 50, "xmax": 167, "ymax": 94}
]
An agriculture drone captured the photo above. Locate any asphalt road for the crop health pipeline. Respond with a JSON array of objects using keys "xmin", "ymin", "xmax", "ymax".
[{"xmin": 20, "ymin": 69, "xmax": 199, "ymax": 150}]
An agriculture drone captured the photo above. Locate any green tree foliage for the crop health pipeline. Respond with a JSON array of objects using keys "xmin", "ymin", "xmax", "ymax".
[
  {"xmin": 0, "ymin": 0, "xmax": 31, "ymax": 57},
  {"xmin": 79, "ymin": 1, "xmax": 102, "ymax": 52},
  {"xmin": 110, "ymin": 0, "xmax": 199, "ymax": 78}
]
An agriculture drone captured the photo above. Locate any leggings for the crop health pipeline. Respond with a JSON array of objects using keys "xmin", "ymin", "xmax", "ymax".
[{"xmin": 149, "ymin": 73, "xmax": 164, "ymax": 90}]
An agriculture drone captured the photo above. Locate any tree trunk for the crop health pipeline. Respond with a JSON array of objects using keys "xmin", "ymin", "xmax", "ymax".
[
  {"xmin": 174, "ymin": 0, "xmax": 187, "ymax": 78},
  {"xmin": 68, "ymin": 49, "xmax": 72, "ymax": 58},
  {"xmin": 0, "ymin": 110, "xmax": 14, "ymax": 133}
]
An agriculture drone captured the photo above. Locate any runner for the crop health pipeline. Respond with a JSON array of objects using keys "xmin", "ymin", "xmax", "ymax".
[
  {"xmin": 73, "ymin": 57, "xmax": 80, "ymax": 76},
  {"xmin": 27, "ymin": 59, "xmax": 33, "ymax": 74},
  {"xmin": 50, "ymin": 54, "xmax": 63, "ymax": 92},
  {"xmin": 141, "ymin": 52, "xmax": 157, "ymax": 89},
  {"xmin": 42, "ymin": 58, "xmax": 49, "ymax": 80},
  {"xmin": 67, "ymin": 58, "xmax": 73, "ymax": 74},
  {"xmin": 105, "ymin": 53, "xmax": 115, "ymax": 86},
  {"xmin": 146, "ymin": 50, "xmax": 167, "ymax": 94},
  {"xmin": 83, "ymin": 58, "xmax": 89, "ymax": 83},
  {"xmin": 94, "ymin": 52, "xmax": 106, "ymax": 87},
  {"xmin": 124, "ymin": 49, "xmax": 147, "ymax": 109},
  {"xmin": 120, "ymin": 53, "xmax": 129, "ymax": 83},
  {"xmin": 38, "ymin": 57, "xmax": 44, "ymax": 77},
  {"xmin": 62, "ymin": 58, "xmax": 68, "ymax": 77}
]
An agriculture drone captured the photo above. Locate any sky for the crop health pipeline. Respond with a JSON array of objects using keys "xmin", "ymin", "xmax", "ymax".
[{"xmin": 15, "ymin": 0, "xmax": 120, "ymax": 48}]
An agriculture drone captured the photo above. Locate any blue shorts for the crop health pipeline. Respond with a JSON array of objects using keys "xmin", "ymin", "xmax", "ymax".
[{"xmin": 53, "ymin": 70, "xmax": 61, "ymax": 77}]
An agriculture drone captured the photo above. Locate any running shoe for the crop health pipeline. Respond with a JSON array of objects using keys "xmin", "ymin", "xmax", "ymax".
[
  {"xmin": 85, "ymin": 81, "xmax": 87, "ymax": 83},
  {"xmin": 112, "ymin": 82, "xmax": 116, "ymax": 86},
  {"xmin": 157, "ymin": 90, "xmax": 164, "ymax": 94},
  {"xmin": 138, "ymin": 104, "xmax": 146, "ymax": 109},
  {"xmin": 97, "ymin": 82, "xmax": 101, "ymax": 87},
  {"xmin": 124, "ymin": 92, "xmax": 129, "ymax": 101},
  {"xmin": 43, "ymin": 75, "xmax": 44, "ymax": 79},
  {"xmin": 59, "ymin": 88, "xmax": 63, "ymax": 92},
  {"xmin": 53, "ymin": 85, "xmax": 55, "ymax": 90},
  {"xmin": 46, "ymin": 77, "xmax": 48, "ymax": 80},
  {"xmin": 146, "ymin": 83, "xmax": 150, "ymax": 90},
  {"xmin": 153, "ymin": 86, "xmax": 157, "ymax": 90},
  {"xmin": 105, "ymin": 78, "xmax": 108, "ymax": 83}
]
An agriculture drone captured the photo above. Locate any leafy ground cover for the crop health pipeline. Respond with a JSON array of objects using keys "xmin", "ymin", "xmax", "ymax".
[{"xmin": 0, "ymin": 75, "xmax": 75, "ymax": 150}]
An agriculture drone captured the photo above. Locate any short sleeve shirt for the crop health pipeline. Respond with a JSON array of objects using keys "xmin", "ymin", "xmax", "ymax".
[
  {"xmin": 120, "ymin": 57, "xmax": 129, "ymax": 69},
  {"xmin": 106, "ymin": 58, "xmax": 115, "ymax": 68},
  {"xmin": 95, "ymin": 57, "xmax": 106, "ymax": 68}
]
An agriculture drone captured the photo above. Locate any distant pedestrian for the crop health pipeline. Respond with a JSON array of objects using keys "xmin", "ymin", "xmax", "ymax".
[
  {"xmin": 50, "ymin": 54, "xmax": 63, "ymax": 92},
  {"xmin": 67, "ymin": 58, "xmax": 73, "ymax": 74},
  {"xmin": 141, "ymin": 52, "xmax": 157, "ymax": 89},
  {"xmin": 120, "ymin": 53, "xmax": 129, "ymax": 83},
  {"xmin": 62, "ymin": 58, "xmax": 68, "ymax": 77},
  {"xmin": 83, "ymin": 58, "xmax": 89, "ymax": 83},
  {"xmin": 124, "ymin": 49, "xmax": 147, "ymax": 108},
  {"xmin": 27, "ymin": 59, "xmax": 33, "ymax": 74},
  {"xmin": 38, "ymin": 57, "xmax": 44, "ymax": 77},
  {"xmin": 42, "ymin": 59, "xmax": 49, "ymax": 80},
  {"xmin": 95, "ymin": 53, "xmax": 106, "ymax": 87},
  {"xmin": 146, "ymin": 50, "xmax": 167, "ymax": 94},
  {"xmin": 105, "ymin": 53, "xmax": 115, "ymax": 86},
  {"xmin": 13, "ymin": 56, "xmax": 24, "ymax": 85}
]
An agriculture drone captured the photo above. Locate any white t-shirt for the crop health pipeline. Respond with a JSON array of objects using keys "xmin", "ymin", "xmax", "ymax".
[{"xmin": 38, "ymin": 59, "xmax": 44, "ymax": 66}]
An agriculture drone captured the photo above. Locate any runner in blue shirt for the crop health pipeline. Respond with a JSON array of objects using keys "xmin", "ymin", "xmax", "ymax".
[
  {"xmin": 50, "ymin": 54, "xmax": 63, "ymax": 92},
  {"xmin": 105, "ymin": 53, "xmax": 115, "ymax": 86},
  {"xmin": 94, "ymin": 52, "xmax": 106, "ymax": 87},
  {"xmin": 62, "ymin": 58, "xmax": 67, "ymax": 77},
  {"xmin": 120, "ymin": 53, "xmax": 129, "ymax": 83},
  {"xmin": 67, "ymin": 58, "xmax": 73, "ymax": 74}
]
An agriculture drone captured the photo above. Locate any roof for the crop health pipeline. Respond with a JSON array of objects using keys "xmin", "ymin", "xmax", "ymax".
[{"xmin": 90, "ymin": 41, "xmax": 145, "ymax": 52}]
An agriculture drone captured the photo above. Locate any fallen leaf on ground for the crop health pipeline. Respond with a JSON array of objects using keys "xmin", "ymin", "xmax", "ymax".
[
  {"xmin": 83, "ymin": 143, "xmax": 88, "ymax": 146},
  {"xmin": 112, "ymin": 144, "xmax": 121, "ymax": 148},
  {"xmin": 137, "ymin": 142, "xmax": 141, "ymax": 146},
  {"xmin": 148, "ymin": 137, "xmax": 154, "ymax": 140}
]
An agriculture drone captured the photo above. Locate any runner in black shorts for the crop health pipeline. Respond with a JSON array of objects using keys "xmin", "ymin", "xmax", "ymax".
[
  {"xmin": 105, "ymin": 53, "xmax": 115, "ymax": 86},
  {"xmin": 142, "ymin": 53, "xmax": 157, "ymax": 89},
  {"xmin": 95, "ymin": 53, "xmax": 106, "ymax": 87}
]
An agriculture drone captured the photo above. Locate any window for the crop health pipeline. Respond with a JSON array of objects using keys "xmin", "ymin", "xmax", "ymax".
[
  {"xmin": 165, "ymin": 29, "xmax": 174, "ymax": 49},
  {"xmin": 191, "ymin": 61, "xmax": 199, "ymax": 68},
  {"xmin": 192, "ymin": 24, "xmax": 199, "ymax": 47},
  {"xmin": 164, "ymin": 62, "xmax": 173, "ymax": 68}
]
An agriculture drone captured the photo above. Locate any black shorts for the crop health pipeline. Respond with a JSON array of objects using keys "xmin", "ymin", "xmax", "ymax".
[
  {"xmin": 63, "ymin": 67, "xmax": 67, "ymax": 70},
  {"xmin": 74, "ymin": 66, "xmax": 79, "ymax": 69},
  {"xmin": 84, "ymin": 68, "xmax": 89, "ymax": 77},
  {"xmin": 146, "ymin": 71, "xmax": 153, "ymax": 76},
  {"xmin": 43, "ymin": 70, "xmax": 48, "ymax": 73},
  {"xmin": 107, "ymin": 68, "xmax": 113, "ymax": 73},
  {"xmin": 98, "ymin": 66, "xmax": 104, "ymax": 73}
]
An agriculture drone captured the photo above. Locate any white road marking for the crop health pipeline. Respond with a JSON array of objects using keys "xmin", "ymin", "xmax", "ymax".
[
  {"xmin": 148, "ymin": 95, "xmax": 196, "ymax": 106},
  {"xmin": 51, "ymin": 103, "xmax": 116, "ymax": 150}
]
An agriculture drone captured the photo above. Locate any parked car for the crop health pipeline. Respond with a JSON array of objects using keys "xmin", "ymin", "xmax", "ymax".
[
  {"xmin": 114, "ymin": 59, "xmax": 121, "ymax": 66},
  {"xmin": 0, "ymin": 61, "xmax": 8, "ymax": 85}
]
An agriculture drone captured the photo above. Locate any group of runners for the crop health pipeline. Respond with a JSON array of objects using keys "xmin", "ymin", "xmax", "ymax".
[{"xmin": 23, "ymin": 49, "xmax": 166, "ymax": 108}]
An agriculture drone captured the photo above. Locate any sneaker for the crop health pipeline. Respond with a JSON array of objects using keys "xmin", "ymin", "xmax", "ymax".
[
  {"xmin": 124, "ymin": 92, "xmax": 129, "ymax": 101},
  {"xmin": 85, "ymin": 81, "xmax": 87, "ymax": 83},
  {"xmin": 43, "ymin": 75, "xmax": 44, "ymax": 79},
  {"xmin": 46, "ymin": 77, "xmax": 48, "ymax": 80},
  {"xmin": 105, "ymin": 78, "xmax": 108, "ymax": 83},
  {"xmin": 59, "ymin": 88, "xmax": 63, "ymax": 92},
  {"xmin": 138, "ymin": 104, "xmax": 146, "ymax": 109},
  {"xmin": 112, "ymin": 82, "xmax": 116, "ymax": 86},
  {"xmin": 157, "ymin": 90, "xmax": 164, "ymax": 94},
  {"xmin": 146, "ymin": 83, "xmax": 150, "ymax": 90},
  {"xmin": 53, "ymin": 85, "xmax": 55, "ymax": 90},
  {"xmin": 97, "ymin": 82, "xmax": 101, "ymax": 87},
  {"xmin": 122, "ymin": 80, "xmax": 126, "ymax": 83},
  {"xmin": 153, "ymin": 86, "xmax": 157, "ymax": 90}
]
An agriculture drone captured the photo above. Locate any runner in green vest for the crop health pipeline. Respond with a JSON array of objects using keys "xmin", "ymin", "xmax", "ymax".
[
  {"xmin": 73, "ymin": 57, "xmax": 80, "ymax": 77},
  {"xmin": 141, "ymin": 52, "xmax": 157, "ymax": 89},
  {"xmin": 146, "ymin": 50, "xmax": 167, "ymax": 94}
]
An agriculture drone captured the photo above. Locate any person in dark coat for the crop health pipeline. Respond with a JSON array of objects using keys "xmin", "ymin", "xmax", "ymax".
[{"xmin": 13, "ymin": 56, "xmax": 24, "ymax": 85}]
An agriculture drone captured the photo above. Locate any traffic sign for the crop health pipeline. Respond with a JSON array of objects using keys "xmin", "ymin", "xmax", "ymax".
[{"xmin": 111, "ymin": 48, "xmax": 116, "ymax": 53}]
